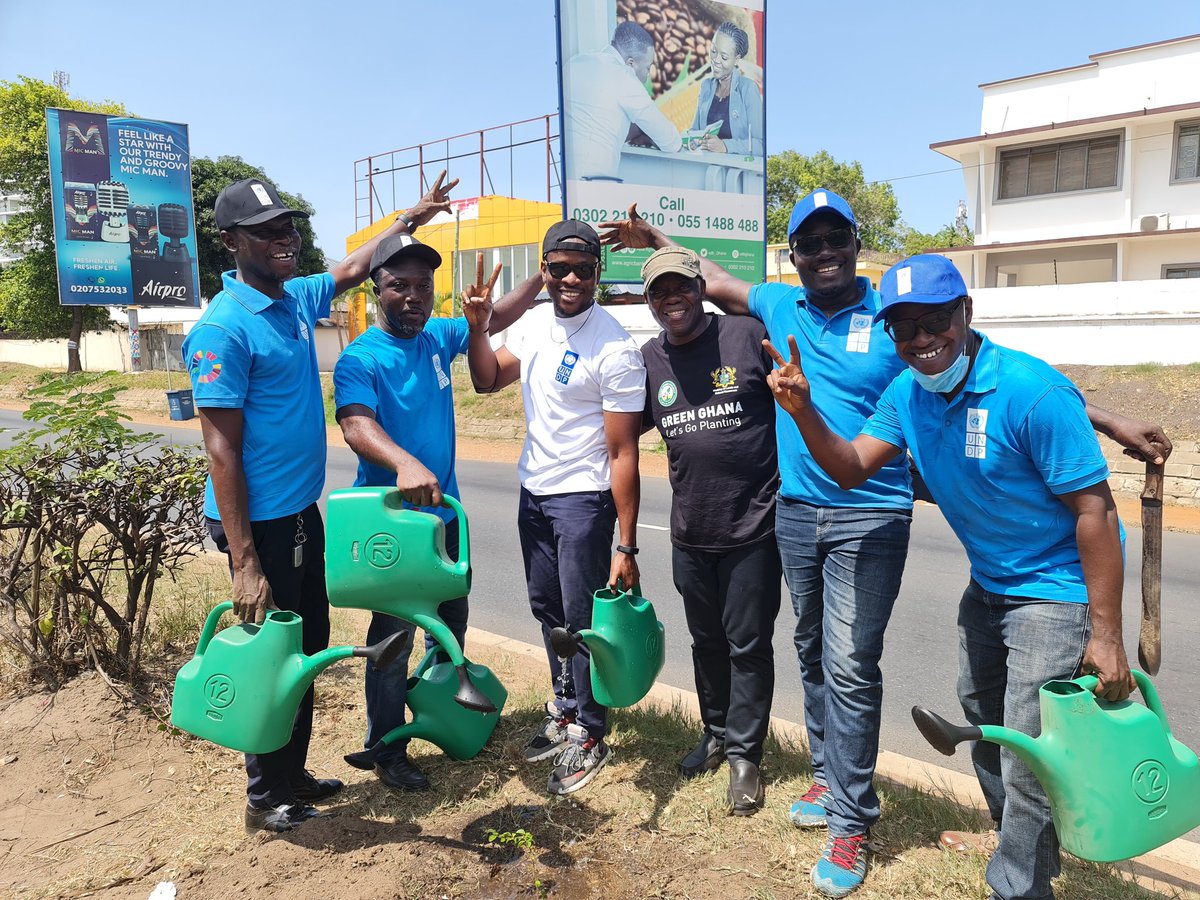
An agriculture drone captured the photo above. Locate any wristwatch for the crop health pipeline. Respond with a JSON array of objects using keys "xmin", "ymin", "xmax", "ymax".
[
  {"xmin": 616, "ymin": 544, "xmax": 639, "ymax": 556},
  {"xmin": 396, "ymin": 212, "xmax": 416, "ymax": 232}
]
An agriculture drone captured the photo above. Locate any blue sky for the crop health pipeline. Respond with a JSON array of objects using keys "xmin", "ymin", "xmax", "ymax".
[{"xmin": 2, "ymin": 1, "xmax": 1195, "ymax": 258}]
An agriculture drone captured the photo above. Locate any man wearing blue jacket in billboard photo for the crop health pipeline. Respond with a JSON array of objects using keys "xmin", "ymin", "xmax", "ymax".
[
  {"xmin": 183, "ymin": 172, "xmax": 458, "ymax": 835},
  {"xmin": 763, "ymin": 253, "xmax": 1136, "ymax": 900},
  {"xmin": 333, "ymin": 241, "xmax": 526, "ymax": 794},
  {"xmin": 599, "ymin": 196, "xmax": 1170, "ymax": 897}
]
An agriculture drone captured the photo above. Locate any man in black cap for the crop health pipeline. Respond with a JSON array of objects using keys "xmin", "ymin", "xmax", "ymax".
[
  {"xmin": 183, "ymin": 171, "xmax": 457, "ymax": 834},
  {"xmin": 333, "ymin": 239, "xmax": 526, "ymax": 793},
  {"xmin": 465, "ymin": 219, "xmax": 645, "ymax": 796}
]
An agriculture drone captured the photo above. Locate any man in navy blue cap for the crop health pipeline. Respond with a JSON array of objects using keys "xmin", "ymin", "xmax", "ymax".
[
  {"xmin": 599, "ymin": 197, "xmax": 1169, "ymax": 897},
  {"xmin": 763, "ymin": 252, "xmax": 1136, "ymax": 900},
  {"xmin": 184, "ymin": 171, "xmax": 458, "ymax": 834}
]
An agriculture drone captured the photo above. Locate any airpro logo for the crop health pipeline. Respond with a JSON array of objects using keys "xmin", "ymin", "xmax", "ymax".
[{"xmin": 139, "ymin": 280, "xmax": 188, "ymax": 301}]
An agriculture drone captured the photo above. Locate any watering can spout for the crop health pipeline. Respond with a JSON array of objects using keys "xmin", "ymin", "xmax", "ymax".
[
  {"xmin": 453, "ymin": 663, "xmax": 497, "ymax": 713},
  {"xmin": 912, "ymin": 706, "xmax": 1041, "ymax": 764},
  {"xmin": 353, "ymin": 629, "xmax": 411, "ymax": 669},
  {"xmin": 549, "ymin": 627, "xmax": 582, "ymax": 660}
]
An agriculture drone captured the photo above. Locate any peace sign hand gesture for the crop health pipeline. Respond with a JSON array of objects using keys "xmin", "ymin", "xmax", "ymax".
[
  {"xmin": 407, "ymin": 169, "xmax": 460, "ymax": 228},
  {"xmin": 763, "ymin": 335, "xmax": 812, "ymax": 417},
  {"xmin": 462, "ymin": 251, "xmax": 503, "ymax": 334}
]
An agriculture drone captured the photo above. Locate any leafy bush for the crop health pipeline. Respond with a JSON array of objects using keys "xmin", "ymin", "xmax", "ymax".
[{"xmin": 0, "ymin": 375, "xmax": 207, "ymax": 689}]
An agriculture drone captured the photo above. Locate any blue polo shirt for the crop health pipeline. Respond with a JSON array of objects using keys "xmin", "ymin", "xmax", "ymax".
[
  {"xmin": 748, "ymin": 278, "xmax": 910, "ymax": 508},
  {"xmin": 861, "ymin": 332, "xmax": 1112, "ymax": 603},
  {"xmin": 332, "ymin": 319, "xmax": 470, "ymax": 525},
  {"xmin": 183, "ymin": 270, "xmax": 333, "ymax": 521}
]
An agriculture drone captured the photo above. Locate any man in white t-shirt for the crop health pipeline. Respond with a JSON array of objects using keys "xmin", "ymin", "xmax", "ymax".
[{"xmin": 465, "ymin": 220, "xmax": 646, "ymax": 795}]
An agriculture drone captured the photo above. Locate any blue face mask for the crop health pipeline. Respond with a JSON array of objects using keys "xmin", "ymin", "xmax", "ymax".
[{"xmin": 910, "ymin": 347, "xmax": 971, "ymax": 393}]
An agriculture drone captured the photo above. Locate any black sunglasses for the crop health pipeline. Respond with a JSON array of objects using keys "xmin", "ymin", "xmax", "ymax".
[
  {"xmin": 792, "ymin": 226, "xmax": 855, "ymax": 257},
  {"xmin": 884, "ymin": 298, "xmax": 965, "ymax": 342},
  {"xmin": 545, "ymin": 261, "xmax": 599, "ymax": 280}
]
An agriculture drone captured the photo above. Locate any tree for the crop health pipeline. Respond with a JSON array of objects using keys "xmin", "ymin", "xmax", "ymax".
[
  {"xmin": 767, "ymin": 150, "xmax": 902, "ymax": 252},
  {"xmin": 0, "ymin": 77, "xmax": 128, "ymax": 367},
  {"xmin": 191, "ymin": 155, "xmax": 326, "ymax": 300},
  {"xmin": 899, "ymin": 222, "xmax": 975, "ymax": 258}
]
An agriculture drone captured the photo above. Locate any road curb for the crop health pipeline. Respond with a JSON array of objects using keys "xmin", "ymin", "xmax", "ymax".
[{"xmin": 465, "ymin": 625, "xmax": 1200, "ymax": 896}]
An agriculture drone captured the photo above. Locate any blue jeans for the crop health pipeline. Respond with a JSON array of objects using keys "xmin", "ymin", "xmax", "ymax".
[
  {"xmin": 775, "ymin": 497, "xmax": 911, "ymax": 836},
  {"xmin": 362, "ymin": 524, "xmax": 468, "ymax": 765},
  {"xmin": 957, "ymin": 580, "xmax": 1090, "ymax": 900},
  {"xmin": 518, "ymin": 487, "xmax": 617, "ymax": 741}
]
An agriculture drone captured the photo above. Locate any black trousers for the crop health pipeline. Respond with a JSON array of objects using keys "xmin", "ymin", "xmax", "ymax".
[
  {"xmin": 671, "ymin": 535, "xmax": 782, "ymax": 765},
  {"xmin": 208, "ymin": 502, "xmax": 330, "ymax": 808}
]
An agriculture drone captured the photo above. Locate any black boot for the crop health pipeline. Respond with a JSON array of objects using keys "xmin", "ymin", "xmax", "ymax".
[{"xmin": 727, "ymin": 758, "xmax": 764, "ymax": 816}]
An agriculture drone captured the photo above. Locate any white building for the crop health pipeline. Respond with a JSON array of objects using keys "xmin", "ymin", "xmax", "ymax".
[
  {"xmin": 931, "ymin": 33, "xmax": 1200, "ymax": 364},
  {"xmin": 0, "ymin": 192, "xmax": 30, "ymax": 266}
]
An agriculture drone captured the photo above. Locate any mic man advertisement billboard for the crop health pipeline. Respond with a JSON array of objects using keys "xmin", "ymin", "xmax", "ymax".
[
  {"xmin": 556, "ymin": 0, "xmax": 766, "ymax": 282},
  {"xmin": 46, "ymin": 109, "xmax": 201, "ymax": 308}
]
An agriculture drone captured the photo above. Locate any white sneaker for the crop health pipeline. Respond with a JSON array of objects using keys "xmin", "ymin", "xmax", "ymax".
[
  {"xmin": 524, "ymin": 709, "xmax": 575, "ymax": 762},
  {"xmin": 547, "ymin": 723, "xmax": 610, "ymax": 796}
]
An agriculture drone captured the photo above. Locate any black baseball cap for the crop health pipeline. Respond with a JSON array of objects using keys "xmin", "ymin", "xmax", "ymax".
[
  {"xmin": 369, "ymin": 232, "xmax": 443, "ymax": 276},
  {"xmin": 215, "ymin": 178, "xmax": 310, "ymax": 230},
  {"xmin": 542, "ymin": 219, "xmax": 601, "ymax": 258}
]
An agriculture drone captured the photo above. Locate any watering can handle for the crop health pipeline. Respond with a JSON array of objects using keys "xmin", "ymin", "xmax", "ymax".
[
  {"xmin": 442, "ymin": 495, "xmax": 469, "ymax": 569},
  {"xmin": 1076, "ymin": 668, "xmax": 1173, "ymax": 735},
  {"xmin": 614, "ymin": 579, "xmax": 643, "ymax": 598},
  {"xmin": 196, "ymin": 601, "xmax": 234, "ymax": 655},
  {"xmin": 394, "ymin": 493, "xmax": 470, "ymax": 569}
]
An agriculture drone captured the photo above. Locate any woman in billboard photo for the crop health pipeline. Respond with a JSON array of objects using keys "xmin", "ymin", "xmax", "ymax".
[{"xmin": 690, "ymin": 21, "xmax": 763, "ymax": 156}]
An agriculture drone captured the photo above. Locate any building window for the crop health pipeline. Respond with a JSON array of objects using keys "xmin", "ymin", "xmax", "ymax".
[
  {"xmin": 1173, "ymin": 122, "xmax": 1200, "ymax": 182},
  {"xmin": 996, "ymin": 133, "xmax": 1122, "ymax": 200},
  {"xmin": 1164, "ymin": 264, "xmax": 1200, "ymax": 279}
]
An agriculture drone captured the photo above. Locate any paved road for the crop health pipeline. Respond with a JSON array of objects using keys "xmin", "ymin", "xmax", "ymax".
[{"xmin": 6, "ymin": 409, "xmax": 1199, "ymax": 795}]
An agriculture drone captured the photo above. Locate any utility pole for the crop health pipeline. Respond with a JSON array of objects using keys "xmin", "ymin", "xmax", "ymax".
[{"xmin": 52, "ymin": 70, "xmax": 70, "ymax": 91}]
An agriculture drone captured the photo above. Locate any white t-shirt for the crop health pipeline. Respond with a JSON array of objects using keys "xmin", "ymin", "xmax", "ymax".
[{"xmin": 508, "ymin": 302, "xmax": 646, "ymax": 495}]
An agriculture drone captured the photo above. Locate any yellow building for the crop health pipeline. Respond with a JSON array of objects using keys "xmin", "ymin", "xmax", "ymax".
[
  {"xmin": 345, "ymin": 195, "xmax": 563, "ymax": 303},
  {"xmin": 764, "ymin": 242, "xmax": 899, "ymax": 289}
]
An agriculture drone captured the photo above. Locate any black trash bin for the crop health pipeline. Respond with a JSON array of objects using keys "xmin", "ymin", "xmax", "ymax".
[{"xmin": 166, "ymin": 389, "xmax": 195, "ymax": 421}]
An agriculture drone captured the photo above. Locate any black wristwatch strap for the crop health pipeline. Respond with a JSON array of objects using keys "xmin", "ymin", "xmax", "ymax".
[
  {"xmin": 396, "ymin": 213, "xmax": 416, "ymax": 232},
  {"xmin": 616, "ymin": 544, "xmax": 639, "ymax": 556}
]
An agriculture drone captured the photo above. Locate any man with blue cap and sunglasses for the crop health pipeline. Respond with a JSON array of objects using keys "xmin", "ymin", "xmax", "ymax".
[
  {"xmin": 763, "ymin": 252, "xmax": 1136, "ymax": 900},
  {"xmin": 600, "ymin": 196, "xmax": 1169, "ymax": 897}
]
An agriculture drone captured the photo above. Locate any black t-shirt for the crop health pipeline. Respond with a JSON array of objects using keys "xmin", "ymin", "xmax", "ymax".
[
  {"xmin": 641, "ymin": 314, "xmax": 778, "ymax": 551},
  {"xmin": 706, "ymin": 92, "xmax": 734, "ymax": 140}
]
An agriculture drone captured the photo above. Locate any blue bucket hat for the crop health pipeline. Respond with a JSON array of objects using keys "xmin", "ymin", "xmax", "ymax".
[
  {"xmin": 874, "ymin": 254, "xmax": 968, "ymax": 322},
  {"xmin": 787, "ymin": 188, "xmax": 857, "ymax": 242}
]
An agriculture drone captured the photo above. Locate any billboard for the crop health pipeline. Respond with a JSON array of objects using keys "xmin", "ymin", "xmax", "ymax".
[
  {"xmin": 557, "ymin": 0, "xmax": 766, "ymax": 282},
  {"xmin": 46, "ymin": 109, "xmax": 201, "ymax": 308}
]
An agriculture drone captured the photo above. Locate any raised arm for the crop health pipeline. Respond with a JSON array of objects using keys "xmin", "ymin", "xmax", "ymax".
[
  {"xmin": 764, "ymin": 335, "xmax": 900, "ymax": 488},
  {"xmin": 599, "ymin": 203, "xmax": 751, "ymax": 314},
  {"xmin": 461, "ymin": 258, "xmax": 520, "ymax": 393},
  {"xmin": 1085, "ymin": 403, "xmax": 1171, "ymax": 465},
  {"xmin": 329, "ymin": 170, "xmax": 459, "ymax": 294},
  {"xmin": 199, "ymin": 408, "xmax": 273, "ymax": 625}
]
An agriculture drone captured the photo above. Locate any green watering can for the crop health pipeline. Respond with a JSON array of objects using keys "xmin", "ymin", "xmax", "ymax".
[
  {"xmin": 549, "ymin": 584, "xmax": 665, "ymax": 708},
  {"xmin": 913, "ymin": 669, "xmax": 1200, "ymax": 862},
  {"xmin": 325, "ymin": 488, "xmax": 495, "ymax": 713},
  {"xmin": 171, "ymin": 601, "xmax": 407, "ymax": 754},
  {"xmin": 344, "ymin": 649, "xmax": 508, "ymax": 768}
]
